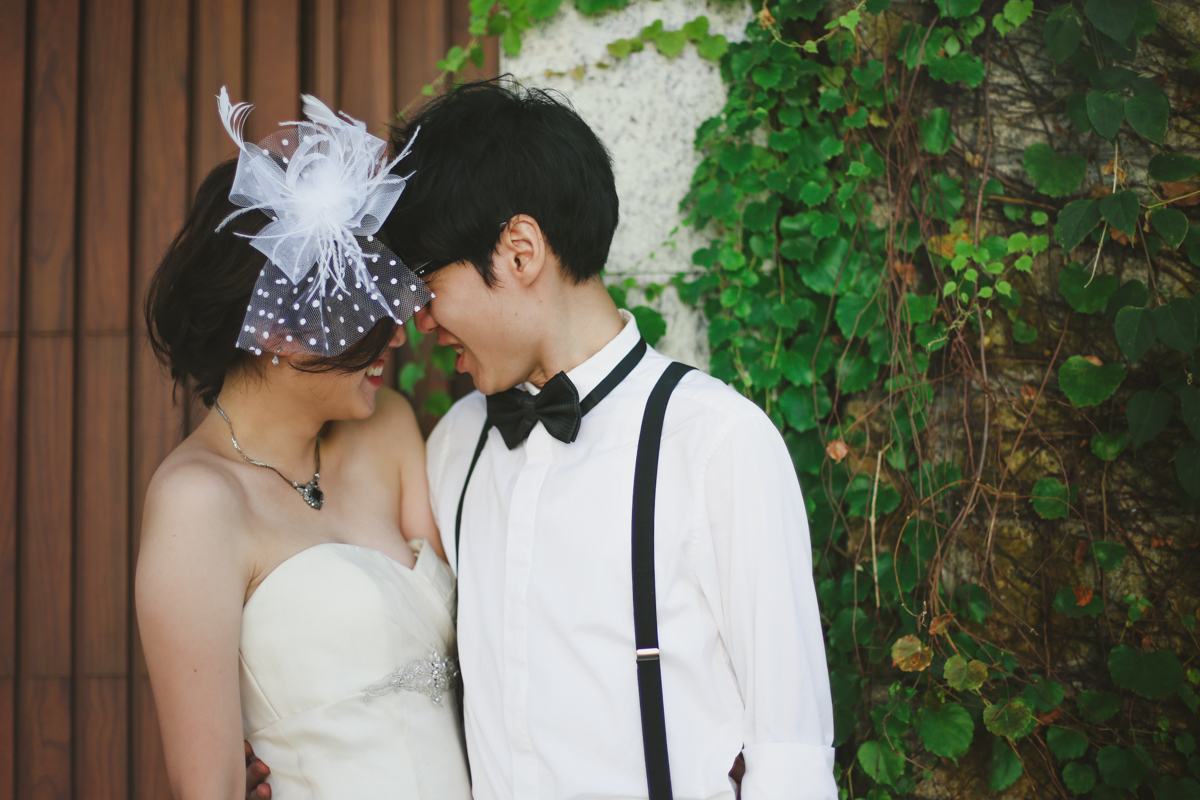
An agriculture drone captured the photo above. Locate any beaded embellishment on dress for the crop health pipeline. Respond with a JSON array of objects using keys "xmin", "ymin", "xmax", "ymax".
[{"xmin": 363, "ymin": 650, "xmax": 460, "ymax": 706}]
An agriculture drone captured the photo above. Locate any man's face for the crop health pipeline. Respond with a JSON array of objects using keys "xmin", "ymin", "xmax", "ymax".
[{"xmin": 413, "ymin": 258, "xmax": 538, "ymax": 395}]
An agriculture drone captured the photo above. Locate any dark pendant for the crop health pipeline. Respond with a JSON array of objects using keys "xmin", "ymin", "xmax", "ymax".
[{"xmin": 299, "ymin": 480, "xmax": 324, "ymax": 510}]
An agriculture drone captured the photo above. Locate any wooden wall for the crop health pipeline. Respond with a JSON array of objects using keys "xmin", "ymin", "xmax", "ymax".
[{"xmin": 2, "ymin": 1, "xmax": 494, "ymax": 796}]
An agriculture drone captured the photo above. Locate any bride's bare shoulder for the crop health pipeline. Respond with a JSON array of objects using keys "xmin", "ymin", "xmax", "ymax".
[{"xmin": 141, "ymin": 443, "xmax": 250, "ymax": 550}]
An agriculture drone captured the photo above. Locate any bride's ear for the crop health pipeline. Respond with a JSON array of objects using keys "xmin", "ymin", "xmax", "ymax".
[{"xmin": 495, "ymin": 215, "xmax": 547, "ymax": 288}]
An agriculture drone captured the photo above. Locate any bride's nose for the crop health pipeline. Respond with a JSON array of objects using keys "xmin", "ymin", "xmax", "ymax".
[{"xmin": 413, "ymin": 305, "xmax": 437, "ymax": 334}]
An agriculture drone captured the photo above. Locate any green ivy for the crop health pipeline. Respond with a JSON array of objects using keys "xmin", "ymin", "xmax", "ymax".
[{"xmin": 425, "ymin": 0, "xmax": 1200, "ymax": 794}]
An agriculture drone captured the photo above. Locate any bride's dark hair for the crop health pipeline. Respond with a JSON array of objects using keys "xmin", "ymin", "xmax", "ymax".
[{"xmin": 145, "ymin": 159, "xmax": 397, "ymax": 407}]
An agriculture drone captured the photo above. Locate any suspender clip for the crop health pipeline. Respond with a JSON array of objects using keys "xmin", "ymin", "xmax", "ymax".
[{"xmin": 636, "ymin": 647, "xmax": 660, "ymax": 661}]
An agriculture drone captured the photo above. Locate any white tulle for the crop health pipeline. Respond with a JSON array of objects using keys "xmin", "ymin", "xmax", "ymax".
[{"xmin": 215, "ymin": 87, "xmax": 429, "ymax": 358}]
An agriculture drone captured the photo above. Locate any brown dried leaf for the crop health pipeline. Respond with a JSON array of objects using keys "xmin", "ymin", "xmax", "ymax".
[
  {"xmin": 1074, "ymin": 586, "xmax": 1094, "ymax": 607},
  {"xmin": 757, "ymin": 6, "xmax": 776, "ymax": 27},
  {"xmin": 929, "ymin": 614, "xmax": 955, "ymax": 635},
  {"xmin": 1084, "ymin": 355, "xmax": 1104, "ymax": 367},
  {"xmin": 928, "ymin": 232, "xmax": 970, "ymax": 259},
  {"xmin": 1074, "ymin": 540, "xmax": 1088, "ymax": 564},
  {"xmin": 1161, "ymin": 181, "xmax": 1200, "ymax": 206},
  {"xmin": 825, "ymin": 439, "xmax": 850, "ymax": 463},
  {"xmin": 1088, "ymin": 184, "xmax": 1113, "ymax": 200},
  {"xmin": 1021, "ymin": 384, "xmax": 1038, "ymax": 401},
  {"xmin": 892, "ymin": 634, "xmax": 933, "ymax": 672},
  {"xmin": 890, "ymin": 260, "xmax": 917, "ymax": 285},
  {"xmin": 1036, "ymin": 707, "xmax": 1063, "ymax": 725}
]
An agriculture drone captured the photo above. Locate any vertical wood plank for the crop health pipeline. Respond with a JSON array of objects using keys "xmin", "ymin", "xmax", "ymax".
[
  {"xmin": 79, "ymin": 0, "xmax": 133, "ymax": 334},
  {"xmin": 191, "ymin": 0, "xmax": 244, "ymax": 188},
  {"xmin": 0, "ymin": 0, "xmax": 26, "ymax": 334},
  {"xmin": 0, "ymin": 340, "xmax": 16, "ymax": 800},
  {"xmin": 75, "ymin": 679, "xmax": 127, "ymax": 800},
  {"xmin": 133, "ymin": 0, "xmax": 188, "ymax": 794},
  {"xmin": 24, "ymin": 0, "xmax": 80, "ymax": 334},
  {"xmin": 245, "ymin": 0, "xmax": 300, "ymax": 142},
  {"xmin": 75, "ymin": 337, "xmax": 128, "ymax": 675},
  {"xmin": 338, "ymin": 0, "xmax": 391, "ymax": 133},
  {"xmin": 15, "ymin": 680, "xmax": 70, "ymax": 800},
  {"xmin": 394, "ymin": 0, "xmax": 446, "ymax": 116},
  {"xmin": 304, "ymin": 0, "xmax": 338, "ymax": 103}
]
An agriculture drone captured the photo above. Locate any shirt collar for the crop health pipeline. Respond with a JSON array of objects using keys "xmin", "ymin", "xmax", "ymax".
[{"xmin": 522, "ymin": 309, "xmax": 641, "ymax": 398}]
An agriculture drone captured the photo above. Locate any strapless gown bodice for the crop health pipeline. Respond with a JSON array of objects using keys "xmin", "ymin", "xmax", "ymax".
[{"xmin": 239, "ymin": 539, "xmax": 471, "ymax": 799}]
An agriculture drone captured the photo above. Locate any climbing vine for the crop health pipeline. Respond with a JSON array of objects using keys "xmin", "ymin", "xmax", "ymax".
[{"xmin": 423, "ymin": 0, "xmax": 1200, "ymax": 795}]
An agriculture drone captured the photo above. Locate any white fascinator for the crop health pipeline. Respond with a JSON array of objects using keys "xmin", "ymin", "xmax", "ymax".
[{"xmin": 215, "ymin": 86, "xmax": 430, "ymax": 358}]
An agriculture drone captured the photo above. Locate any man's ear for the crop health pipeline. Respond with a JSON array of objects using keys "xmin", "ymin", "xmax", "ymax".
[{"xmin": 494, "ymin": 214, "xmax": 548, "ymax": 288}]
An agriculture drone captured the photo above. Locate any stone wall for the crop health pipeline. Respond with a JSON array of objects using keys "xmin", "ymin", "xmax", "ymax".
[{"xmin": 500, "ymin": 0, "xmax": 751, "ymax": 367}]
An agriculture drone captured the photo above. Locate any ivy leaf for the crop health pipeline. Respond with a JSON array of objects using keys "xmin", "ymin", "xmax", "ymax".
[
  {"xmin": 1114, "ymin": 306, "xmax": 1157, "ymax": 363},
  {"xmin": 1079, "ymin": 690, "xmax": 1121, "ymax": 722},
  {"xmin": 1055, "ymin": 199, "xmax": 1102, "ymax": 250},
  {"xmin": 1096, "ymin": 744, "xmax": 1154, "ymax": 790},
  {"xmin": 696, "ymin": 33, "xmax": 728, "ymax": 61},
  {"xmin": 1065, "ymin": 92, "xmax": 1092, "ymax": 133},
  {"xmin": 835, "ymin": 295, "xmax": 880, "ymax": 338},
  {"xmin": 1125, "ymin": 92, "xmax": 1170, "ymax": 143},
  {"xmin": 1148, "ymin": 153, "xmax": 1200, "ymax": 182},
  {"xmin": 778, "ymin": 385, "xmax": 831, "ymax": 432},
  {"xmin": 1031, "ymin": 477, "xmax": 1074, "ymax": 519},
  {"xmin": 990, "ymin": 737, "xmax": 1024, "ymax": 791},
  {"xmin": 984, "ymin": 699, "xmax": 1033, "ymax": 740},
  {"xmin": 1105, "ymin": 278, "xmax": 1149, "ymax": 321},
  {"xmin": 928, "ymin": 53, "xmax": 986, "ymax": 87},
  {"xmin": 944, "ymin": 654, "xmax": 988, "ymax": 692},
  {"xmin": 630, "ymin": 306, "xmax": 666, "ymax": 347},
  {"xmin": 1092, "ymin": 541, "xmax": 1128, "ymax": 570},
  {"xmin": 934, "ymin": 0, "xmax": 983, "ymax": 18},
  {"xmin": 653, "ymin": 28, "xmax": 688, "ymax": 58},
  {"xmin": 1043, "ymin": 5, "xmax": 1085, "ymax": 62},
  {"xmin": 892, "ymin": 634, "xmax": 933, "ymax": 672},
  {"xmin": 1047, "ymin": 727, "xmax": 1089, "ymax": 760},
  {"xmin": 1127, "ymin": 390, "xmax": 1174, "ymax": 448},
  {"xmin": 1087, "ymin": 91, "xmax": 1125, "ymax": 140},
  {"xmin": 1098, "ymin": 190, "xmax": 1139, "ymax": 237},
  {"xmin": 1058, "ymin": 356, "xmax": 1125, "ymax": 407},
  {"xmin": 1063, "ymin": 763, "xmax": 1097, "ymax": 794},
  {"xmin": 1023, "ymin": 143, "xmax": 1087, "ymax": 197},
  {"xmin": 1110, "ymin": 646, "xmax": 1185, "ymax": 700},
  {"xmin": 501, "ymin": 23, "xmax": 523, "ymax": 56},
  {"xmin": 1090, "ymin": 431, "xmax": 1129, "ymax": 461},
  {"xmin": 1151, "ymin": 208, "xmax": 1189, "ymax": 248},
  {"xmin": 857, "ymin": 741, "xmax": 905, "ymax": 787},
  {"xmin": 1058, "ymin": 262, "xmax": 1118, "ymax": 313},
  {"xmin": 681, "ymin": 15, "xmax": 708, "ymax": 40},
  {"xmin": 919, "ymin": 108, "xmax": 953, "ymax": 155},
  {"xmin": 920, "ymin": 702, "xmax": 975, "ymax": 759},
  {"xmin": 1178, "ymin": 440, "xmax": 1200, "ymax": 497},
  {"xmin": 1152, "ymin": 297, "xmax": 1197, "ymax": 352},
  {"xmin": 526, "ymin": 0, "xmax": 562, "ymax": 20},
  {"xmin": 802, "ymin": 236, "xmax": 849, "ymax": 295},
  {"xmin": 1053, "ymin": 585, "xmax": 1104, "ymax": 617},
  {"xmin": 1084, "ymin": 0, "xmax": 1136, "ymax": 41},
  {"xmin": 1180, "ymin": 387, "xmax": 1200, "ymax": 440},
  {"xmin": 1004, "ymin": 0, "xmax": 1034, "ymax": 26}
]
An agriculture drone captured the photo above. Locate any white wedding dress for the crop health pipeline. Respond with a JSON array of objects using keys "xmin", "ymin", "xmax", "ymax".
[{"xmin": 239, "ymin": 539, "xmax": 472, "ymax": 798}]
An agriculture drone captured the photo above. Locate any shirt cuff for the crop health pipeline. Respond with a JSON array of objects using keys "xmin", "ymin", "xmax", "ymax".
[{"xmin": 740, "ymin": 742, "xmax": 837, "ymax": 800}]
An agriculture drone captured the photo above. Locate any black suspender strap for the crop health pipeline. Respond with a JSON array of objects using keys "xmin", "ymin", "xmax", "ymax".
[
  {"xmin": 631, "ymin": 361, "xmax": 694, "ymax": 800},
  {"xmin": 454, "ymin": 422, "xmax": 492, "ymax": 572}
]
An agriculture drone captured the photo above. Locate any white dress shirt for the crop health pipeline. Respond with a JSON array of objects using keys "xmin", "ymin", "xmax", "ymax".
[{"xmin": 426, "ymin": 311, "xmax": 835, "ymax": 800}]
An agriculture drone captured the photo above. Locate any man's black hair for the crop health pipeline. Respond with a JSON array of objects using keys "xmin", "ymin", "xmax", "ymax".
[{"xmin": 383, "ymin": 78, "xmax": 619, "ymax": 286}]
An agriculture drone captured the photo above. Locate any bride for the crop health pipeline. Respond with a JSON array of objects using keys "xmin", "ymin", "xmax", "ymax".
[{"xmin": 136, "ymin": 89, "xmax": 470, "ymax": 799}]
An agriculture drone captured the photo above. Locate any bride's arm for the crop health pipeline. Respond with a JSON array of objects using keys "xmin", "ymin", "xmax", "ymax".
[
  {"xmin": 136, "ymin": 459, "xmax": 251, "ymax": 800},
  {"xmin": 380, "ymin": 389, "xmax": 446, "ymax": 560}
]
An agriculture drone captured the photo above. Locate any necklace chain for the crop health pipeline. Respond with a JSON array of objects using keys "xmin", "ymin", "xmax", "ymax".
[{"xmin": 213, "ymin": 400, "xmax": 324, "ymax": 510}]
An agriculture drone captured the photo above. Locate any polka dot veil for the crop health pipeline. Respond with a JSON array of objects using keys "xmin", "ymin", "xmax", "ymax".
[{"xmin": 215, "ymin": 86, "xmax": 431, "ymax": 358}]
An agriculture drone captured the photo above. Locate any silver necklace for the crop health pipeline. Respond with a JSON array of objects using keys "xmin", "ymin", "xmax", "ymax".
[{"xmin": 214, "ymin": 400, "xmax": 324, "ymax": 510}]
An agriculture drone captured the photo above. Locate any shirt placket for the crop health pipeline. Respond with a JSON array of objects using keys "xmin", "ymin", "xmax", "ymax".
[{"xmin": 503, "ymin": 425, "xmax": 551, "ymax": 798}]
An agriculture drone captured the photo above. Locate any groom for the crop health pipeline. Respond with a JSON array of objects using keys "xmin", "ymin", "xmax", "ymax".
[{"xmin": 247, "ymin": 80, "xmax": 835, "ymax": 799}]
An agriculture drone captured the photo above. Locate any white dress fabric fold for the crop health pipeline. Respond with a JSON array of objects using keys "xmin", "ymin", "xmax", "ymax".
[{"xmin": 239, "ymin": 539, "xmax": 471, "ymax": 799}]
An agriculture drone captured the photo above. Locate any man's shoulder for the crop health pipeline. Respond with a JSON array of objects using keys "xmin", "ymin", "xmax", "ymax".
[
  {"xmin": 427, "ymin": 390, "xmax": 488, "ymax": 458},
  {"xmin": 660, "ymin": 360, "xmax": 775, "ymax": 435}
]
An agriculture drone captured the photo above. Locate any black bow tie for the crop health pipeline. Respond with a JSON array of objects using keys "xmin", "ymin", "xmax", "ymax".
[{"xmin": 485, "ymin": 338, "xmax": 648, "ymax": 450}]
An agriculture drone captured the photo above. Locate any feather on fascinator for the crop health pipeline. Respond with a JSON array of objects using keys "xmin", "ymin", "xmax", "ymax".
[{"xmin": 215, "ymin": 86, "xmax": 429, "ymax": 358}]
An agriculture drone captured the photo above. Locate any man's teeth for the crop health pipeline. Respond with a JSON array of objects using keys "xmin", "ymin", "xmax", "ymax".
[
  {"xmin": 367, "ymin": 363, "xmax": 384, "ymax": 377},
  {"xmin": 453, "ymin": 346, "xmax": 464, "ymax": 355}
]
